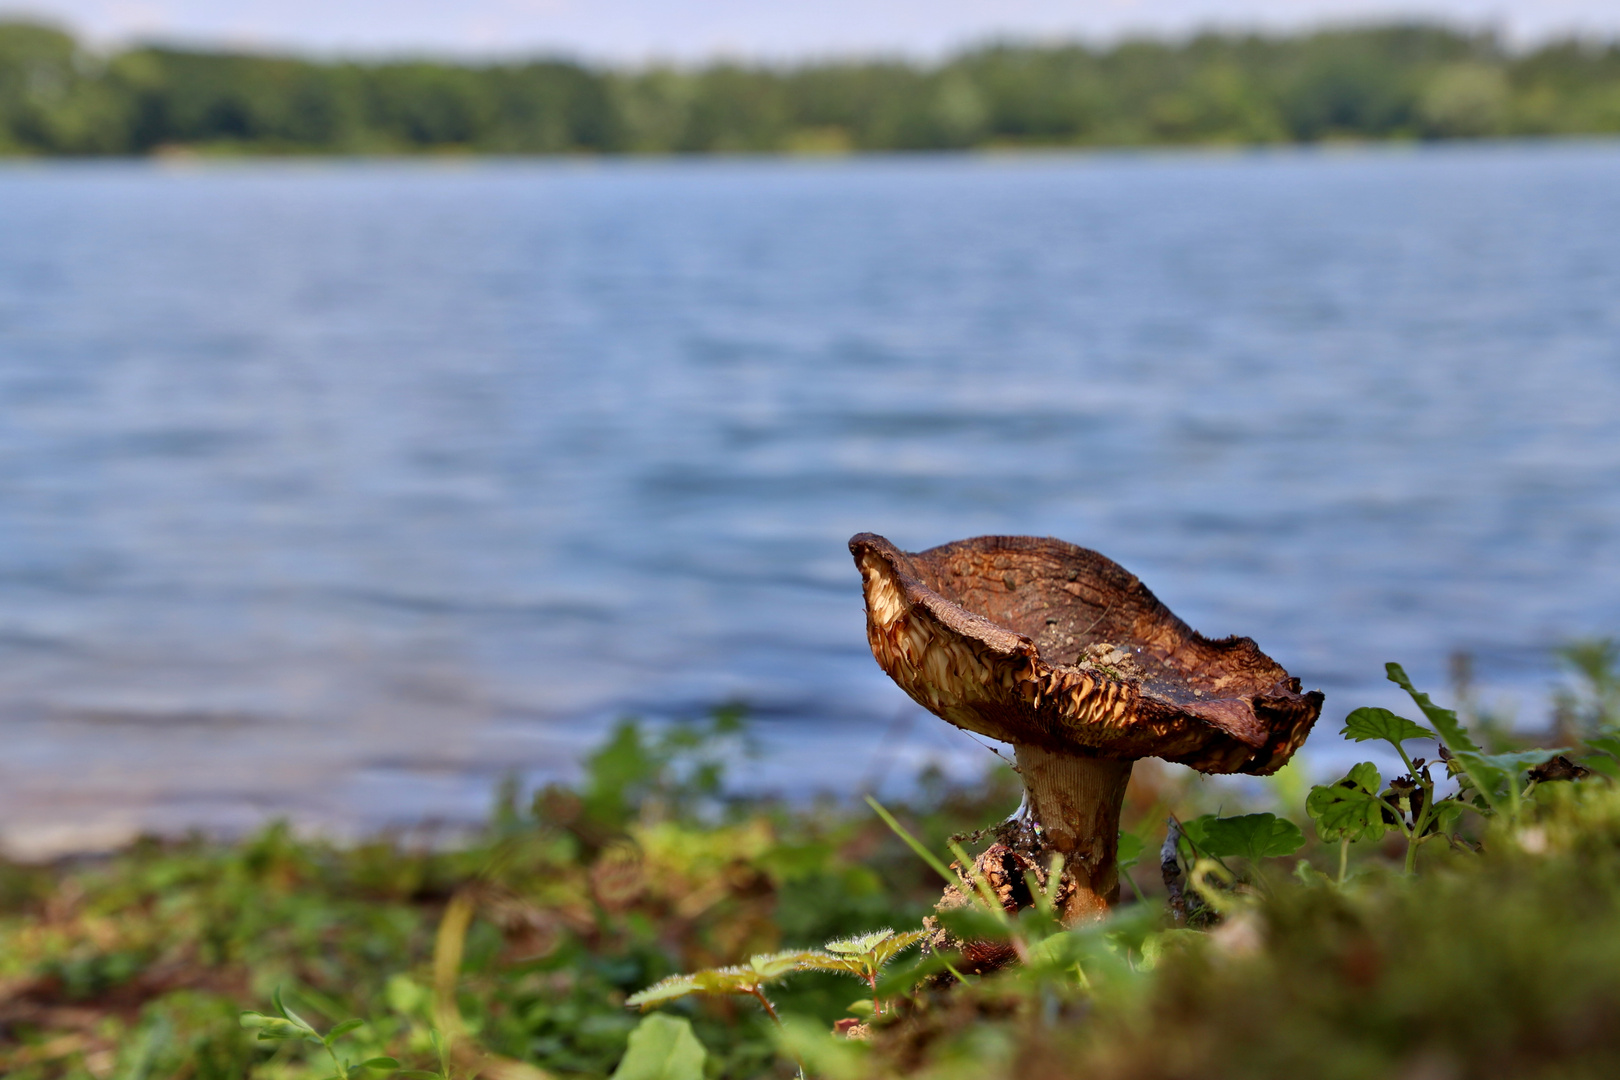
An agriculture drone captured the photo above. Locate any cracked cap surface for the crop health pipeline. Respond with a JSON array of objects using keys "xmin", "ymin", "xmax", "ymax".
[{"xmin": 851, "ymin": 532, "xmax": 1322, "ymax": 775}]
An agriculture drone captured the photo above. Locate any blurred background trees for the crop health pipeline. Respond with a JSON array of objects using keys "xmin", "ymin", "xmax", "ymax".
[{"xmin": 0, "ymin": 20, "xmax": 1618, "ymax": 155}]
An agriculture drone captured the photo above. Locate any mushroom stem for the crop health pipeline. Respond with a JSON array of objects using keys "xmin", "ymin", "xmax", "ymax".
[{"xmin": 1013, "ymin": 745, "xmax": 1134, "ymax": 923}]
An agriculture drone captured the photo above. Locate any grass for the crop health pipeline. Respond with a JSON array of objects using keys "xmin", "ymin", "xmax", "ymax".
[
  {"xmin": 5, "ymin": 655, "xmax": 1620, "ymax": 1079},
  {"xmin": 0, "ymin": 712, "xmax": 1028, "ymax": 1079},
  {"xmin": 855, "ymin": 783, "xmax": 1620, "ymax": 1080}
]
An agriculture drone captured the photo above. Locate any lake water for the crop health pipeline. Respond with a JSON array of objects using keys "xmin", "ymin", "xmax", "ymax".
[{"xmin": 3, "ymin": 142, "xmax": 1619, "ymax": 856}]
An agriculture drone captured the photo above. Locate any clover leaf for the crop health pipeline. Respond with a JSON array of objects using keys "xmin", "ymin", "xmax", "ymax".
[
  {"xmin": 1189, "ymin": 812, "xmax": 1305, "ymax": 861},
  {"xmin": 1306, "ymin": 762, "xmax": 1391, "ymax": 843},
  {"xmin": 1341, "ymin": 707, "xmax": 1433, "ymax": 747}
]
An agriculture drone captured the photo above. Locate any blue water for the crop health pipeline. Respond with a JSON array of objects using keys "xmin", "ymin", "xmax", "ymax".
[{"xmin": 2, "ymin": 143, "xmax": 1619, "ymax": 854}]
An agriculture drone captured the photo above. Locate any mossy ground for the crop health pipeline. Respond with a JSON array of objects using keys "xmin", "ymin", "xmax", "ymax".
[
  {"xmin": 0, "ymin": 715, "xmax": 1030, "ymax": 1079},
  {"xmin": 4, "ymin": 707, "xmax": 1620, "ymax": 1079},
  {"xmin": 839, "ymin": 785, "xmax": 1620, "ymax": 1080}
]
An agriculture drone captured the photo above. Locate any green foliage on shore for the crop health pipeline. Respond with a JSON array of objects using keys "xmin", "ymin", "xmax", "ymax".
[
  {"xmin": 3, "ymin": 652, "xmax": 1620, "ymax": 1078},
  {"xmin": 0, "ymin": 711, "xmax": 1027, "ymax": 1078},
  {"xmin": 637, "ymin": 659, "xmax": 1620, "ymax": 1079},
  {"xmin": 2, "ymin": 21, "xmax": 1620, "ymax": 156},
  {"xmin": 818, "ymin": 783, "xmax": 1620, "ymax": 1080}
]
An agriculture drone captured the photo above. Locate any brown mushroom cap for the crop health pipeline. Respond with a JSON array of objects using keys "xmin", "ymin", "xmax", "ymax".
[{"xmin": 850, "ymin": 532, "xmax": 1322, "ymax": 775}]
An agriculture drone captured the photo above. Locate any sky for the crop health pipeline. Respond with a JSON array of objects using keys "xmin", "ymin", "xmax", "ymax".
[{"xmin": 2, "ymin": 0, "xmax": 1618, "ymax": 62}]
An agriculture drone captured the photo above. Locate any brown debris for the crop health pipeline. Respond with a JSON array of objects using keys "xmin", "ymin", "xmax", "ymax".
[
  {"xmin": 1159, "ymin": 817, "xmax": 1215, "ymax": 928},
  {"xmin": 1058, "ymin": 641, "xmax": 1147, "ymax": 684},
  {"xmin": 588, "ymin": 843, "xmax": 647, "ymax": 911},
  {"xmin": 833, "ymin": 1017, "xmax": 872, "ymax": 1040},
  {"xmin": 923, "ymin": 843, "xmax": 1069, "ymax": 976},
  {"xmin": 1529, "ymin": 755, "xmax": 1591, "ymax": 784}
]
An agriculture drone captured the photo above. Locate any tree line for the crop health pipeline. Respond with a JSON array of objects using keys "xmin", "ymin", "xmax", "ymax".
[{"xmin": 2, "ymin": 20, "xmax": 1618, "ymax": 155}]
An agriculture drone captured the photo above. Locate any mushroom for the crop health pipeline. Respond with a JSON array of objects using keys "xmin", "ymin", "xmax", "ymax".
[{"xmin": 850, "ymin": 533, "xmax": 1323, "ymax": 923}]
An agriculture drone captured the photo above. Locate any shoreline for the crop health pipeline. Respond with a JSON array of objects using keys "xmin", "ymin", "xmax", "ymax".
[{"xmin": 2, "ymin": 133, "xmax": 1619, "ymax": 166}]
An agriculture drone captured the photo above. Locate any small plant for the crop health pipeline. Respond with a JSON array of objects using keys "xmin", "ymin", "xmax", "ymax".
[
  {"xmin": 1159, "ymin": 811, "xmax": 1304, "ymax": 924},
  {"xmin": 1307, "ymin": 662, "xmax": 1579, "ymax": 877},
  {"xmin": 868, "ymin": 793, "xmax": 1150, "ymax": 996},
  {"xmin": 1305, "ymin": 761, "xmax": 1393, "ymax": 881},
  {"xmin": 798, "ymin": 929, "xmax": 927, "ymax": 1016},
  {"xmin": 1181, "ymin": 812, "xmax": 1306, "ymax": 873},
  {"xmin": 240, "ymin": 987, "xmax": 400, "ymax": 1080},
  {"xmin": 866, "ymin": 795, "xmax": 1046, "ymax": 964},
  {"xmin": 624, "ymin": 929, "xmax": 927, "ymax": 1026},
  {"xmin": 626, "ymin": 949, "xmax": 825, "ymax": 1022}
]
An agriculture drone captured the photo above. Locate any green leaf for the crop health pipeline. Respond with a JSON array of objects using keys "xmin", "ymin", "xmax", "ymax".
[
  {"xmin": 1027, "ymin": 929, "xmax": 1092, "ymax": 969},
  {"xmin": 1012, "ymin": 903, "xmax": 1065, "ymax": 944},
  {"xmin": 396, "ymin": 1071, "xmax": 444, "ymax": 1078},
  {"xmin": 865, "ymin": 796, "xmax": 956, "ymax": 887},
  {"xmin": 794, "ymin": 952, "xmax": 867, "ymax": 977},
  {"xmin": 1585, "ymin": 755, "xmax": 1620, "ymax": 780},
  {"xmin": 240, "ymin": 1012, "xmax": 301, "ymax": 1041},
  {"xmin": 1430, "ymin": 799, "xmax": 1467, "ymax": 832},
  {"xmin": 1448, "ymin": 750, "xmax": 1510, "ymax": 811},
  {"xmin": 625, "ymin": 973, "xmax": 704, "ymax": 1010},
  {"xmin": 610, "ymin": 1014, "xmax": 707, "ymax": 1080},
  {"xmin": 936, "ymin": 905, "xmax": 1013, "ymax": 944},
  {"xmin": 1386, "ymin": 663, "xmax": 1504, "ymax": 813},
  {"xmin": 1192, "ymin": 812, "xmax": 1306, "ymax": 861},
  {"xmin": 1386, "ymin": 663, "xmax": 1477, "ymax": 749},
  {"xmin": 866, "ymin": 928, "xmax": 925, "ymax": 968},
  {"xmin": 1435, "ymin": 748, "xmax": 1567, "ymax": 816},
  {"xmin": 356, "ymin": 1059, "xmax": 400, "ymax": 1071},
  {"xmin": 622, "ymin": 958, "xmax": 800, "ymax": 1010},
  {"xmin": 1479, "ymin": 749, "xmax": 1572, "ymax": 776},
  {"xmin": 747, "ymin": 950, "xmax": 821, "ymax": 980},
  {"xmin": 1117, "ymin": 832, "xmax": 1145, "ymax": 871},
  {"xmin": 873, "ymin": 950, "xmax": 961, "ymax": 997},
  {"xmin": 1341, "ymin": 706, "xmax": 1434, "ymax": 747},
  {"xmin": 798, "ymin": 927, "xmax": 926, "ymax": 981},
  {"xmin": 1025, "ymin": 925, "xmax": 1136, "ymax": 979},
  {"xmin": 1293, "ymin": 860, "xmax": 1334, "ymax": 886},
  {"xmin": 845, "ymin": 998, "xmax": 875, "ymax": 1016},
  {"xmin": 1586, "ymin": 732, "xmax": 1620, "ymax": 759},
  {"xmin": 1140, "ymin": 929, "xmax": 1204, "ymax": 970},
  {"xmin": 325, "ymin": 1018, "xmax": 365, "ymax": 1043},
  {"xmin": 270, "ymin": 986, "xmax": 316, "ymax": 1035},
  {"xmin": 1178, "ymin": 815, "xmax": 1211, "ymax": 853},
  {"xmin": 1098, "ymin": 902, "xmax": 1166, "ymax": 956},
  {"xmin": 1306, "ymin": 763, "xmax": 1391, "ymax": 843},
  {"xmin": 1344, "ymin": 760, "xmax": 1383, "ymax": 793},
  {"xmin": 825, "ymin": 928, "xmax": 896, "ymax": 955}
]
